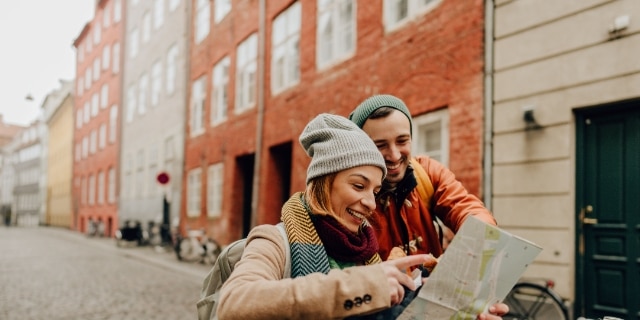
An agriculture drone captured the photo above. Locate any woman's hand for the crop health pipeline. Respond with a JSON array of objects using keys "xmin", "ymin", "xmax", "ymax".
[
  {"xmin": 380, "ymin": 254, "xmax": 432, "ymax": 305},
  {"xmin": 477, "ymin": 302, "xmax": 509, "ymax": 320}
]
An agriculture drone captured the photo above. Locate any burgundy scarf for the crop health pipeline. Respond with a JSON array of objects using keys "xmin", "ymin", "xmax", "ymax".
[{"xmin": 312, "ymin": 215, "xmax": 379, "ymax": 262}]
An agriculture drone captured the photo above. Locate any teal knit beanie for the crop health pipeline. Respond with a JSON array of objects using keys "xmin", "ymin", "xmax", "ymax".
[
  {"xmin": 299, "ymin": 113, "xmax": 387, "ymax": 184},
  {"xmin": 349, "ymin": 94, "xmax": 413, "ymax": 134}
]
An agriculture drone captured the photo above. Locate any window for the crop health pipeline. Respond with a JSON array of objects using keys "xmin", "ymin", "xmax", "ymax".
[
  {"xmin": 109, "ymin": 105, "xmax": 118, "ymax": 143},
  {"xmin": 91, "ymin": 93, "xmax": 99, "ymax": 116},
  {"xmin": 136, "ymin": 149, "xmax": 145, "ymax": 197},
  {"xmin": 76, "ymin": 109, "xmax": 83, "ymax": 129},
  {"xmin": 75, "ymin": 143, "xmax": 81, "ymax": 162},
  {"xmin": 169, "ymin": 0, "xmax": 180, "ymax": 11},
  {"xmin": 90, "ymin": 129, "xmax": 97, "ymax": 154},
  {"xmin": 77, "ymin": 77, "xmax": 84, "ymax": 96},
  {"xmin": 114, "ymin": 0, "xmax": 122, "ymax": 22},
  {"xmin": 93, "ymin": 58, "xmax": 100, "ymax": 81},
  {"xmin": 271, "ymin": 2, "xmax": 301, "ymax": 94},
  {"xmin": 190, "ymin": 76, "xmax": 206, "ymax": 136},
  {"xmin": 99, "ymin": 123, "xmax": 107, "ymax": 149},
  {"xmin": 166, "ymin": 44, "xmax": 178, "ymax": 94},
  {"xmin": 82, "ymin": 136, "xmax": 89, "ymax": 158},
  {"xmin": 211, "ymin": 57, "xmax": 229, "ymax": 125},
  {"xmin": 98, "ymin": 171, "xmax": 105, "ymax": 204},
  {"xmin": 316, "ymin": 0, "xmax": 356, "ymax": 69},
  {"xmin": 412, "ymin": 108, "xmax": 449, "ymax": 166},
  {"xmin": 84, "ymin": 102, "xmax": 90, "ymax": 123},
  {"xmin": 103, "ymin": 3, "xmax": 111, "ymax": 28},
  {"xmin": 195, "ymin": 0, "xmax": 210, "ymax": 43},
  {"xmin": 112, "ymin": 42, "xmax": 120, "ymax": 74},
  {"xmin": 108, "ymin": 167, "xmax": 116, "ymax": 203},
  {"xmin": 151, "ymin": 60, "xmax": 162, "ymax": 106},
  {"xmin": 154, "ymin": 0, "xmax": 165, "ymax": 29},
  {"xmin": 102, "ymin": 44, "xmax": 111, "ymax": 70},
  {"xmin": 207, "ymin": 163, "xmax": 223, "ymax": 217},
  {"xmin": 100, "ymin": 83, "xmax": 109, "ymax": 108},
  {"xmin": 383, "ymin": 0, "xmax": 440, "ymax": 31},
  {"xmin": 214, "ymin": 0, "xmax": 231, "ymax": 23},
  {"xmin": 129, "ymin": 27, "xmax": 139, "ymax": 58},
  {"xmin": 81, "ymin": 177, "xmax": 87, "ymax": 205},
  {"xmin": 84, "ymin": 69, "xmax": 91, "ymax": 89},
  {"xmin": 93, "ymin": 20, "xmax": 101, "ymax": 44},
  {"xmin": 235, "ymin": 33, "xmax": 257, "ymax": 112},
  {"xmin": 89, "ymin": 174, "xmax": 95, "ymax": 205},
  {"xmin": 142, "ymin": 12, "xmax": 151, "ymax": 43},
  {"xmin": 187, "ymin": 168, "xmax": 202, "ymax": 217},
  {"xmin": 138, "ymin": 73, "xmax": 149, "ymax": 115},
  {"xmin": 78, "ymin": 45, "xmax": 84, "ymax": 63},
  {"xmin": 127, "ymin": 85, "xmax": 137, "ymax": 122},
  {"xmin": 164, "ymin": 136, "xmax": 174, "ymax": 160}
]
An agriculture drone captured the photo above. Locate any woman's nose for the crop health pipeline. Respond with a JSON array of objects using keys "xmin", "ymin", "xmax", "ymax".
[{"xmin": 362, "ymin": 193, "xmax": 376, "ymax": 210}]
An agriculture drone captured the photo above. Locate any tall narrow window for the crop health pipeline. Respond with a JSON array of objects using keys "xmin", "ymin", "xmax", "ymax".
[
  {"xmin": 112, "ymin": 42, "xmax": 120, "ymax": 74},
  {"xmin": 126, "ymin": 85, "xmax": 137, "ymax": 122},
  {"xmin": 103, "ymin": 3, "xmax": 111, "ymax": 28},
  {"xmin": 99, "ymin": 123, "xmax": 107, "ymax": 150},
  {"xmin": 89, "ymin": 174, "xmax": 95, "ymax": 205},
  {"xmin": 108, "ymin": 167, "xmax": 116, "ymax": 203},
  {"xmin": 109, "ymin": 105, "xmax": 118, "ymax": 143},
  {"xmin": 190, "ymin": 76, "xmax": 206, "ymax": 136},
  {"xmin": 98, "ymin": 171, "xmax": 105, "ymax": 204},
  {"xmin": 142, "ymin": 11, "xmax": 151, "ymax": 43},
  {"xmin": 169, "ymin": 0, "xmax": 180, "ymax": 11},
  {"xmin": 383, "ymin": 0, "xmax": 440, "ymax": 31},
  {"xmin": 100, "ymin": 83, "xmax": 109, "ymax": 109},
  {"xmin": 102, "ymin": 44, "xmax": 111, "ymax": 70},
  {"xmin": 211, "ymin": 57, "xmax": 229, "ymax": 125},
  {"xmin": 207, "ymin": 163, "xmax": 223, "ymax": 217},
  {"xmin": 271, "ymin": 2, "xmax": 301, "ymax": 94},
  {"xmin": 138, "ymin": 73, "xmax": 149, "ymax": 115},
  {"xmin": 129, "ymin": 27, "xmax": 139, "ymax": 58},
  {"xmin": 154, "ymin": 0, "xmax": 165, "ymax": 29},
  {"xmin": 166, "ymin": 44, "xmax": 178, "ymax": 94},
  {"xmin": 151, "ymin": 60, "xmax": 162, "ymax": 106},
  {"xmin": 195, "ymin": 0, "xmax": 210, "ymax": 43},
  {"xmin": 91, "ymin": 93, "xmax": 99, "ymax": 116},
  {"xmin": 214, "ymin": 0, "xmax": 231, "ymax": 23},
  {"xmin": 316, "ymin": 0, "xmax": 356, "ymax": 69},
  {"xmin": 187, "ymin": 168, "xmax": 202, "ymax": 217},
  {"xmin": 235, "ymin": 33, "xmax": 257, "ymax": 113},
  {"xmin": 114, "ymin": 0, "xmax": 122, "ymax": 22}
]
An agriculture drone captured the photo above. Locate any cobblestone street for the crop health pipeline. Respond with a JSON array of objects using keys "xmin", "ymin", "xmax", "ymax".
[{"xmin": 0, "ymin": 226, "xmax": 212, "ymax": 320}]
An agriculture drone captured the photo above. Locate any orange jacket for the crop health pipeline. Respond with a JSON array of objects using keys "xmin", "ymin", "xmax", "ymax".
[{"xmin": 370, "ymin": 156, "xmax": 497, "ymax": 260}]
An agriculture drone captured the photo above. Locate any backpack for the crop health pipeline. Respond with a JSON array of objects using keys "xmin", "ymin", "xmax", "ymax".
[
  {"xmin": 196, "ymin": 223, "xmax": 290, "ymax": 320},
  {"xmin": 410, "ymin": 157, "xmax": 446, "ymax": 250}
]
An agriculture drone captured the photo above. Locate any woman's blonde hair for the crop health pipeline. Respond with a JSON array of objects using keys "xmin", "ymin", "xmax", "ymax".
[{"xmin": 304, "ymin": 173, "xmax": 337, "ymax": 216}]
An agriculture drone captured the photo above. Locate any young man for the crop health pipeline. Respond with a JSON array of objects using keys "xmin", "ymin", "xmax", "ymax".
[{"xmin": 350, "ymin": 94, "xmax": 508, "ymax": 319}]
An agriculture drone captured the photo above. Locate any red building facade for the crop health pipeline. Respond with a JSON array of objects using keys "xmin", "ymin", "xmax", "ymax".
[
  {"xmin": 183, "ymin": 0, "xmax": 485, "ymax": 245},
  {"xmin": 72, "ymin": 0, "xmax": 124, "ymax": 236}
]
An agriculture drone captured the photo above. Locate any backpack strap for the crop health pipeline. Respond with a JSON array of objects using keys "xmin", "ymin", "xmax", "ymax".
[
  {"xmin": 410, "ymin": 157, "xmax": 444, "ymax": 249},
  {"xmin": 275, "ymin": 222, "xmax": 291, "ymax": 278}
]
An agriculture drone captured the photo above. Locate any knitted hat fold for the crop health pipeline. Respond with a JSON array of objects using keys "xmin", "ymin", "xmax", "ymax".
[
  {"xmin": 349, "ymin": 94, "xmax": 413, "ymax": 134},
  {"xmin": 299, "ymin": 113, "xmax": 386, "ymax": 184}
]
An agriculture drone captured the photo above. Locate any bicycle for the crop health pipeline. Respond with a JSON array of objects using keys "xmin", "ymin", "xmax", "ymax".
[
  {"xmin": 503, "ymin": 278, "xmax": 569, "ymax": 320},
  {"xmin": 174, "ymin": 228, "xmax": 221, "ymax": 265}
]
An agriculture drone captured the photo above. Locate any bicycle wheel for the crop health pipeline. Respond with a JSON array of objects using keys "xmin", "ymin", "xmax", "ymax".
[{"xmin": 503, "ymin": 282, "xmax": 568, "ymax": 320}]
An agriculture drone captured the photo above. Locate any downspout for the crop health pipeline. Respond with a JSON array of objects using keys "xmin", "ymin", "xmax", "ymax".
[
  {"xmin": 483, "ymin": 0, "xmax": 494, "ymax": 210},
  {"xmin": 250, "ymin": 0, "xmax": 266, "ymax": 228}
]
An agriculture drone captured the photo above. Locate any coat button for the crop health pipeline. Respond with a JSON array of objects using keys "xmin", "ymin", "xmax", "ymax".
[
  {"xmin": 344, "ymin": 299, "xmax": 354, "ymax": 310},
  {"xmin": 363, "ymin": 294, "xmax": 372, "ymax": 304},
  {"xmin": 354, "ymin": 296, "xmax": 363, "ymax": 307}
]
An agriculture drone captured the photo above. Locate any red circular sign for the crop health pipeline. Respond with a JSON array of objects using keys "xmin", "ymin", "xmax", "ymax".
[{"xmin": 156, "ymin": 172, "xmax": 170, "ymax": 185}]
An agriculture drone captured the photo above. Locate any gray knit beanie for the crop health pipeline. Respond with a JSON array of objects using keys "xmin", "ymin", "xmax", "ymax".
[
  {"xmin": 300, "ymin": 113, "xmax": 387, "ymax": 184},
  {"xmin": 348, "ymin": 94, "xmax": 413, "ymax": 134}
]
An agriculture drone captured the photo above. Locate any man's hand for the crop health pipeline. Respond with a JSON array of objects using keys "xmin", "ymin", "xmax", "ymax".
[
  {"xmin": 380, "ymin": 254, "xmax": 433, "ymax": 305},
  {"xmin": 477, "ymin": 302, "xmax": 509, "ymax": 320}
]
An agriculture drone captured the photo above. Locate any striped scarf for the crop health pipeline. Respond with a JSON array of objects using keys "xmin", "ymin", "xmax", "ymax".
[{"xmin": 281, "ymin": 192, "xmax": 381, "ymax": 278}]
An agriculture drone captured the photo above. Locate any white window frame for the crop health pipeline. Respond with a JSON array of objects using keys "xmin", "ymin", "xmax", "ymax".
[
  {"xmin": 383, "ymin": 0, "xmax": 442, "ymax": 32},
  {"xmin": 126, "ymin": 85, "xmax": 137, "ymax": 123},
  {"xmin": 90, "ymin": 129, "xmax": 97, "ymax": 155},
  {"xmin": 103, "ymin": 3, "xmax": 111, "ymax": 28},
  {"xmin": 316, "ymin": 0, "xmax": 356, "ymax": 70},
  {"xmin": 89, "ymin": 174, "xmax": 95, "ymax": 205},
  {"xmin": 190, "ymin": 76, "xmax": 206, "ymax": 136},
  {"xmin": 235, "ymin": 33, "xmax": 257, "ymax": 113},
  {"xmin": 100, "ymin": 83, "xmax": 109, "ymax": 109},
  {"xmin": 102, "ymin": 44, "xmax": 111, "ymax": 70},
  {"xmin": 187, "ymin": 168, "xmax": 202, "ymax": 217},
  {"xmin": 271, "ymin": 2, "xmax": 301, "ymax": 94},
  {"xmin": 76, "ymin": 109, "xmax": 83, "ymax": 129},
  {"xmin": 108, "ymin": 167, "xmax": 116, "ymax": 203},
  {"xmin": 151, "ymin": 60, "xmax": 162, "ymax": 107},
  {"xmin": 214, "ymin": 0, "xmax": 231, "ymax": 23},
  {"xmin": 169, "ymin": 0, "xmax": 180, "ymax": 11},
  {"xmin": 98, "ymin": 171, "xmax": 105, "ymax": 204},
  {"xmin": 195, "ymin": 0, "xmax": 210, "ymax": 43},
  {"xmin": 99, "ymin": 123, "xmax": 107, "ymax": 150},
  {"xmin": 112, "ymin": 42, "xmax": 120, "ymax": 74},
  {"xmin": 412, "ymin": 108, "xmax": 449, "ymax": 166},
  {"xmin": 114, "ymin": 0, "xmax": 122, "ymax": 22},
  {"xmin": 166, "ymin": 44, "xmax": 178, "ymax": 94},
  {"xmin": 91, "ymin": 93, "xmax": 99, "ymax": 117},
  {"xmin": 142, "ymin": 11, "xmax": 151, "ymax": 43},
  {"xmin": 154, "ymin": 0, "xmax": 165, "ymax": 29},
  {"xmin": 138, "ymin": 73, "xmax": 149, "ymax": 115},
  {"xmin": 207, "ymin": 162, "xmax": 223, "ymax": 217},
  {"xmin": 129, "ymin": 27, "xmax": 139, "ymax": 58},
  {"xmin": 109, "ymin": 105, "xmax": 118, "ymax": 143},
  {"xmin": 211, "ymin": 57, "xmax": 229, "ymax": 125}
]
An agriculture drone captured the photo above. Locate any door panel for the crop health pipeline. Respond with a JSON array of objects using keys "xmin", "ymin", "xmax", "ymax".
[{"xmin": 576, "ymin": 102, "xmax": 640, "ymax": 319}]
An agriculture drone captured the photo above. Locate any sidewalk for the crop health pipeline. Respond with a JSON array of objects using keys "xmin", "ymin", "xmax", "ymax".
[{"xmin": 44, "ymin": 226, "xmax": 213, "ymax": 282}]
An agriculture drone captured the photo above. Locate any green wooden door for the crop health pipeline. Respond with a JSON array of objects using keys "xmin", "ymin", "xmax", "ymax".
[{"xmin": 576, "ymin": 102, "xmax": 640, "ymax": 319}]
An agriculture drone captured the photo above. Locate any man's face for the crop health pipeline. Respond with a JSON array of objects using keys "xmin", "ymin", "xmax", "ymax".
[{"xmin": 361, "ymin": 110, "xmax": 412, "ymax": 187}]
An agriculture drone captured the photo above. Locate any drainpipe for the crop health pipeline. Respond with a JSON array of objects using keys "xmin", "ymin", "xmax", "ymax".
[
  {"xmin": 483, "ymin": 0, "xmax": 494, "ymax": 210},
  {"xmin": 250, "ymin": 0, "xmax": 266, "ymax": 228}
]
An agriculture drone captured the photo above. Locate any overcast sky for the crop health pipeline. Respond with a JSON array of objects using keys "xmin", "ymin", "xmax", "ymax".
[{"xmin": 0, "ymin": 1, "xmax": 95, "ymax": 126}]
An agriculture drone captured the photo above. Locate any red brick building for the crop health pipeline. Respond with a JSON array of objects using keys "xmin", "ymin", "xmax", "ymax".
[
  {"xmin": 72, "ymin": 0, "xmax": 124, "ymax": 236},
  {"xmin": 183, "ymin": 0, "xmax": 485, "ymax": 245}
]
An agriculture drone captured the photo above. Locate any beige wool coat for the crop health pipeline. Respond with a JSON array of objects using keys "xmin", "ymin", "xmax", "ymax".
[{"xmin": 217, "ymin": 224, "xmax": 392, "ymax": 320}]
